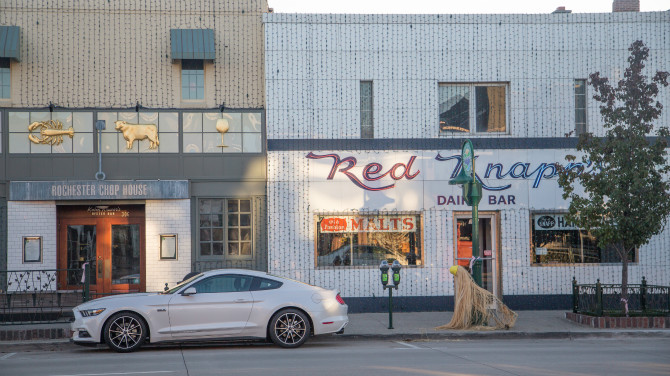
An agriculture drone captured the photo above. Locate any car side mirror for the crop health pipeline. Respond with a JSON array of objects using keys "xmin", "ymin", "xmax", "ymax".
[{"xmin": 182, "ymin": 287, "xmax": 197, "ymax": 296}]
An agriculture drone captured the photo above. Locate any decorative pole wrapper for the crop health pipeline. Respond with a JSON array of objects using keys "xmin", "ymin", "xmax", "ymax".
[{"xmin": 81, "ymin": 262, "xmax": 89, "ymax": 283}]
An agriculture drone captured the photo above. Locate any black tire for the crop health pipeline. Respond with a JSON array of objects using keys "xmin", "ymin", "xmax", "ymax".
[
  {"xmin": 269, "ymin": 309, "xmax": 311, "ymax": 348},
  {"xmin": 103, "ymin": 312, "xmax": 147, "ymax": 353}
]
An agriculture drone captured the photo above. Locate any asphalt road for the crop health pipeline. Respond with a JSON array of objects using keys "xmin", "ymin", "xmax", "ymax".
[{"xmin": 2, "ymin": 337, "xmax": 669, "ymax": 376}]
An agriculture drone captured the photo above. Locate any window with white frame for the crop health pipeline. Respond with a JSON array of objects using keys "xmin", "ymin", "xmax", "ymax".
[{"xmin": 439, "ymin": 83, "xmax": 507, "ymax": 134}]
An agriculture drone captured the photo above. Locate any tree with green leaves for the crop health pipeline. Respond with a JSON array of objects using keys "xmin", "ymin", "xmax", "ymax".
[{"xmin": 558, "ymin": 40, "xmax": 670, "ymax": 315}]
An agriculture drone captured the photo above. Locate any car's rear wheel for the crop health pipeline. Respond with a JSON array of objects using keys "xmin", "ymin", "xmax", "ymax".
[
  {"xmin": 103, "ymin": 312, "xmax": 147, "ymax": 352},
  {"xmin": 269, "ymin": 309, "xmax": 311, "ymax": 348}
]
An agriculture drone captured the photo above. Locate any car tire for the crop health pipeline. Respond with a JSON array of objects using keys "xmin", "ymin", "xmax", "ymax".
[
  {"xmin": 103, "ymin": 312, "xmax": 147, "ymax": 353},
  {"xmin": 269, "ymin": 309, "xmax": 311, "ymax": 348}
]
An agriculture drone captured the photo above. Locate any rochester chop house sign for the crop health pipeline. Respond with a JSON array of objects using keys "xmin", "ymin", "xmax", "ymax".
[{"xmin": 9, "ymin": 180, "xmax": 189, "ymax": 201}]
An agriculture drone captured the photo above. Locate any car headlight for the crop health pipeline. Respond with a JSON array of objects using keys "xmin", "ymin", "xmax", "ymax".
[{"xmin": 80, "ymin": 308, "xmax": 106, "ymax": 317}]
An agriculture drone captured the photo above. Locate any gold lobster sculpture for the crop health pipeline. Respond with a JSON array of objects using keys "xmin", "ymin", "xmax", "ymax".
[{"xmin": 28, "ymin": 120, "xmax": 75, "ymax": 145}]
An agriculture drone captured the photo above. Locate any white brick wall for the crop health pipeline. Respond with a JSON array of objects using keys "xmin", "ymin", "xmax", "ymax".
[
  {"xmin": 264, "ymin": 13, "xmax": 670, "ymax": 298},
  {"xmin": 264, "ymin": 12, "xmax": 669, "ymax": 140},
  {"xmin": 7, "ymin": 201, "xmax": 57, "ymax": 291},
  {"xmin": 145, "ymin": 199, "xmax": 192, "ymax": 292}
]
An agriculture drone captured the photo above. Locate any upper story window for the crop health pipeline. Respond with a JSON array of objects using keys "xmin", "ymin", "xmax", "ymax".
[
  {"xmin": 181, "ymin": 59, "xmax": 204, "ymax": 100},
  {"xmin": 0, "ymin": 58, "xmax": 9, "ymax": 99},
  {"xmin": 360, "ymin": 81, "xmax": 373, "ymax": 138},
  {"xmin": 574, "ymin": 79, "xmax": 587, "ymax": 136},
  {"xmin": 439, "ymin": 83, "xmax": 507, "ymax": 134}
]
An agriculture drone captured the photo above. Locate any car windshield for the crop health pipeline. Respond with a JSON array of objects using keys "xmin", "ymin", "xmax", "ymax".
[{"xmin": 161, "ymin": 273, "xmax": 203, "ymax": 294}]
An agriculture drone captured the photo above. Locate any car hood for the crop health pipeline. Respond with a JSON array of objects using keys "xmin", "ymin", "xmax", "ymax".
[{"xmin": 75, "ymin": 292, "xmax": 162, "ymax": 310}]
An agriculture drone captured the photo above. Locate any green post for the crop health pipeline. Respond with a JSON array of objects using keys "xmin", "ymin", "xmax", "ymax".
[
  {"xmin": 388, "ymin": 287, "xmax": 393, "ymax": 329},
  {"xmin": 470, "ymin": 182, "xmax": 482, "ymax": 288}
]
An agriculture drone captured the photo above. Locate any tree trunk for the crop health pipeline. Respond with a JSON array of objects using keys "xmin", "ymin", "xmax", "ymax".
[{"xmin": 620, "ymin": 245, "xmax": 629, "ymax": 316}]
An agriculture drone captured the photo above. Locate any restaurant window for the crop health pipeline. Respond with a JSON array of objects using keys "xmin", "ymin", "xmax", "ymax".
[
  {"xmin": 439, "ymin": 83, "xmax": 507, "ymax": 134},
  {"xmin": 0, "ymin": 58, "xmax": 9, "ymax": 98},
  {"xmin": 182, "ymin": 59, "xmax": 204, "ymax": 100},
  {"xmin": 199, "ymin": 199, "xmax": 253, "ymax": 260},
  {"xmin": 97, "ymin": 111, "xmax": 178, "ymax": 153},
  {"xmin": 574, "ymin": 79, "xmax": 587, "ymax": 136},
  {"xmin": 360, "ymin": 81, "xmax": 373, "ymax": 138},
  {"xmin": 183, "ymin": 112, "xmax": 262, "ymax": 153},
  {"xmin": 316, "ymin": 214, "xmax": 422, "ymax": 267},
  {"xmin": 8, "ymin": 111, "xmax": 94, "ymax": 153},
  {"xmin": 531, "ymin": 213, "xmax": 636, "ymax": 265}
]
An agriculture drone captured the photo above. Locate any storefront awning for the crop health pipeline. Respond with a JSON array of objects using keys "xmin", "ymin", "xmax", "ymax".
[
  {"xmin": 170, "ymin": 29, "xmax": 215, "ymax": 62},
  {"xmin": 0, "ymin": 26, "xmax": 20, "ymax": 61}
]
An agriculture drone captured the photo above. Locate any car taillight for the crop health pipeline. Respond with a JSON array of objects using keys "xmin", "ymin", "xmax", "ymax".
[{"xmin": 336, "ymin": 293, "xmax": 345, "ymax": 305}]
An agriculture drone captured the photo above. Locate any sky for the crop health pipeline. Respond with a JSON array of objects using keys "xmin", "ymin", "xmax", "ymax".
[{"xmin": 268, "ymin": 0, "xmax": 669, "ymax": 14}]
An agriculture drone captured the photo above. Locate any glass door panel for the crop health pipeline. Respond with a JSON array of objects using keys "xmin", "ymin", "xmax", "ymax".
[
  {"xmin": 66, "ymin": 225, "xmax": 97, "ymax": 286},
  {"xmin": 111, "ymin": 225, "xmax": 140, "ymax": 286}
]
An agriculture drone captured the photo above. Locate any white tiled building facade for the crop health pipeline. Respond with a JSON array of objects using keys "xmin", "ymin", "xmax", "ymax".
[{"xmin": 264, "ymin": 12, "xmax": 670, "ymax": 309}]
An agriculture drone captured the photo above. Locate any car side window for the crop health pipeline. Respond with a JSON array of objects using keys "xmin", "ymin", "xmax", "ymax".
[
  {"xmin": 191, "ymin": 275, "xmax": 252, "ymax": 294},
  {"xmin": 250, "ymin": 277, "xmax": 283, "ymax": 291}
]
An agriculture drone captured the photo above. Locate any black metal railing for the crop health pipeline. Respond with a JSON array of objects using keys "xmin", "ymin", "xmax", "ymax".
[{"xmin": 572, "ymin": 276, "xmax": 670, "ymax": 317}]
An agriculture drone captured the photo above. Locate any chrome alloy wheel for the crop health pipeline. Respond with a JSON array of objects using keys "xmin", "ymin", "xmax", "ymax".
[
  {"xmin": 273, "ymin": 312, "xmax": 307, "ymax": 345},
  {"xmin": 107, "ymin": 315, "xmax": 143, "ymax": 350}
]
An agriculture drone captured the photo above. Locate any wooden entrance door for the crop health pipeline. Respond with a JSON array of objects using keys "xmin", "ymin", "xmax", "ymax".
[{"xmin": 57, "ymin": 205, "xmax": 145, "ymax": 294}]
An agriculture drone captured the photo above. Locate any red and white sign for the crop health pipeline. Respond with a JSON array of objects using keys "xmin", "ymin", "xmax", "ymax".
[{"xmin": 319, "ymin": 216, "xmax": 416, "ymax": 233}]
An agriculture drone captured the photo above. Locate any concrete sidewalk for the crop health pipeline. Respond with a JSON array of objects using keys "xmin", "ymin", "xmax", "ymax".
[{"xmin": 1, "ymin": 311, "xmax": 669, "ymax": 347}]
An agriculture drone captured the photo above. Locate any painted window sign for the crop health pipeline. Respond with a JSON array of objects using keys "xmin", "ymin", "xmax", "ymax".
[
  {"xmin": 319, "ymin": 216, "xmax": 416, "ymax": 233},
  {"xmin": 306, "ymin": 152, "xmax": 420, "ymax": 191},
  {"xmin": 307, "ymin": 151, "xmax": 593, "ymax": 192},
  {"xmin": 316, "ymin": 214, "xmax": 422, "ymax": 267},
  {"xmin": 533, "ymin": 214, "xmax": 579, "ymax": 231}
]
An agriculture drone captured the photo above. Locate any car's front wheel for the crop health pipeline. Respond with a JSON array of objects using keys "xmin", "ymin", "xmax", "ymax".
[
  {"xmin": 269, "ymin": 309, "xmax": 311, "ymax": 348},
  {"xmin": 103, "ymin": 312, "xmax": 147, "ymax": 352}
]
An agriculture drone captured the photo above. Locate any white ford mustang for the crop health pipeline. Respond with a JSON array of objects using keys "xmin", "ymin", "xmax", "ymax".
[{"xmin": 71, "ymin": 269, "xmax": 348, "ymax": 352}]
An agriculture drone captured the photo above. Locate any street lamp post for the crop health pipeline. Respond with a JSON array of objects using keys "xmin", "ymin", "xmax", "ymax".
[{"xmin": 448, "ymin": 139, "xmax": 483, "ymax": 288}]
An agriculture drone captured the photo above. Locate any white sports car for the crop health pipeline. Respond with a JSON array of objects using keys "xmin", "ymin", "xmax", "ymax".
[{"xmin": 71, "ymin": 269, "xmax": 349, "ymax": 352}]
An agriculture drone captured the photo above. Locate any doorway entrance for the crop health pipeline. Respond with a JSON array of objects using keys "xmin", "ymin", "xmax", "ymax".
[
  {"xmin": 454, "ymin": 212, "xmax": 501, "ymax": 299},
  {"xmin": 57, "ymin": 205, "xmax": 145, "ymax": 294}
]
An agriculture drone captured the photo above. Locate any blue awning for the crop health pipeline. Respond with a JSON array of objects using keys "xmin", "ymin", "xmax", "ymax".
[
  {"xmin": 0, "ymin": 26, "xmax": 20, "ymax": 61},
  {"xmin": 170, "ymin": 29, "xmax": 215, "ymax": 62}
]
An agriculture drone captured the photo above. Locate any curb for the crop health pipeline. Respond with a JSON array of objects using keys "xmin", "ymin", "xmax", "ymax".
[{"xmin": 323, "ymin": 330, "xmax": 670, "ymax": 341}]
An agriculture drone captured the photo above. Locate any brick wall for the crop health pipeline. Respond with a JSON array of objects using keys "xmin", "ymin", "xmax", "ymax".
[
  {"xmin": 613, "ymin": 0, "xmax": 640, "ymax": 12},
  {"xmin": 0, "ymin": 0, "xmax": 268, "ymax": 109},
  {"xmin": 145, "ymin": 199, "xmax": 191, "ymax": 292}
]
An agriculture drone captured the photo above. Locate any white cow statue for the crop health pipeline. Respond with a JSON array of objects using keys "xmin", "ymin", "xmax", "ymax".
[{"xmin": 114, "ymin": 121, "xmax": 160, "ymax": 149}]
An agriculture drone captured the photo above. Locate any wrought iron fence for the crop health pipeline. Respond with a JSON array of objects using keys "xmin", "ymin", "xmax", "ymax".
[{"xmin": 572, "ymin": 276, "xmax": 670, "ymax": 317}]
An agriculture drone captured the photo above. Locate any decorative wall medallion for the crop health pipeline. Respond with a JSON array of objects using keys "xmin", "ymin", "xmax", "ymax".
[
  {"xmin": 28, "ymin": 120, "xmax": 75, "ymax": 145},
  {"xmin": 114, "ymin": 121, "xmax": 160, "ymax": 149},
  {"xmin": 215, "ymin": 118, "xmax": 229, "ymax": 147}
]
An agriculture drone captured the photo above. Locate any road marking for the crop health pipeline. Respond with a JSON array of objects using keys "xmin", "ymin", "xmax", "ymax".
[
  {"xmin": 393, "ymin": 341, "xmax": 422, "ymax": 349},
  {"xmin": 49, "ymin": 371, "xmax": 175, "ymax": 376},
  {"xmin": 0, "ymin": 353, "xmax": 16, "ymax": 360}
]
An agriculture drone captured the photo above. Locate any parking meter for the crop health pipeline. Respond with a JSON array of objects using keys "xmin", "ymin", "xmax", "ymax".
[
  {"xmin": 380, "ymin": 260, "xmax": 389, "ymax": 287},
  {"xmin": 391, "ymin": 260, "xmax": 401, "ymax": 288}
]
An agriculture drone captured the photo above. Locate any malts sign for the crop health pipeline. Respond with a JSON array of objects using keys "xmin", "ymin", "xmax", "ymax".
[{"xmin": 320, "ymin": 216, "xmax": 417, "ymax": 233}]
